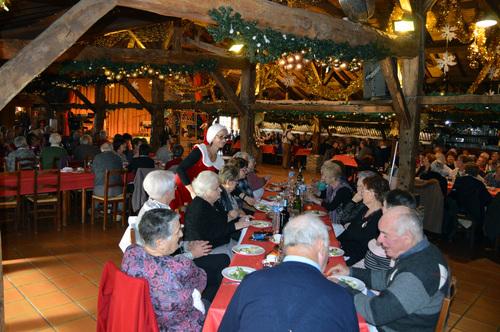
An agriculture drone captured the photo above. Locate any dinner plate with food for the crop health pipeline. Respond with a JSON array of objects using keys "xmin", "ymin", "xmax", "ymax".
[
  {"xmin": 304, "ymin": 209, "xmax": 327, "ymax": 217},
  {"xmin": 333, "ymin": 276, "xmax": 366, "ymax": 292},
  {"xmin": 222, "ymin": 266, "xmax": 256, "ymax": 282},
  {"xmin": 328, "ymin": 246, "xmax": 345, "ymax": 257},
  {"xmin": 255, "ymin": 203, "xmax": 273, "ymax": 213},
  {"xmin": 265, "ymin": 186, "xmax": 282, "ymax": 192},
  {"xmin": 232, "ymin": 244, "xmax": 265, "ymax": 256},
  {"xmin": 251, "ymin": 220, "xmax": 272, "ymax": 228}
]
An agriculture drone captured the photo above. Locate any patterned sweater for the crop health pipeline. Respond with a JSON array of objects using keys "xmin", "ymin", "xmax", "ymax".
[
  {"xmin": 122, "ymin": 245, "xmax": 207, "ymax": 332},
  {"xmin": 351, "ymin": 238, "xmax": 449, "ymax": 332}
]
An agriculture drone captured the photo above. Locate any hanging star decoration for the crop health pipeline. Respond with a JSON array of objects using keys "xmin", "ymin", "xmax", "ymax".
[
  {"xmin": 440, "ymin": 25, "xmax": 458, "ymax": 42},
  {"xmin": 131, "ymin": 81, "xmax": 140, "ymax": 90},
  {"xmin": 437, "ymin": 52, "xmax": 456, "ymax": 73},
  {"xmin": 485, "ymin": 89, "xmax": 495, "ymax": 96}
]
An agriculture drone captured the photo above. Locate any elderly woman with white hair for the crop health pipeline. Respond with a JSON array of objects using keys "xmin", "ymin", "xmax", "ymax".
[
  {"xmin": 184, "ymin": 171, "xmax": 252, "ymax": 256},
  {"xmin": 40, "ymin": 132, "xmax": 68, "ymax": 169},
  {"xmin": 173, "ymin": 123, "xmax": 229, "ymax": 209},
  {"xmin": 136, "ymin": 170, "xmax": 229, "ymax": 302}
]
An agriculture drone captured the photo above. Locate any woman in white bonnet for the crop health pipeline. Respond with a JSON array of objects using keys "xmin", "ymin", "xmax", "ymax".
[{"xmin": 172, "ymin": 123, "xmax": 229, "ymax": 209}]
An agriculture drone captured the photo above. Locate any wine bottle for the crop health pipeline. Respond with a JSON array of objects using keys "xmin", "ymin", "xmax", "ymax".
[{"xmin": 279, "ymin": 199, "xmax": 290, "ymax": 233}]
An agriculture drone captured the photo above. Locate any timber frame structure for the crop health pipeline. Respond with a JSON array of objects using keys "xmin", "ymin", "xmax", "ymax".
[{"xmin": 1, "ymin": 0, "xmax": 499, "ymax": 185}]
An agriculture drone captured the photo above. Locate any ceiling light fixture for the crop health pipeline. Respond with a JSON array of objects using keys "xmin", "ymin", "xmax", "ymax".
[
  {"xmin": 229, "ymin": 43, "xmax": 244, "ymax": 53},
  {"xmin": 476, "ymin": 12, "xmax": 498, "ymax": 28}
]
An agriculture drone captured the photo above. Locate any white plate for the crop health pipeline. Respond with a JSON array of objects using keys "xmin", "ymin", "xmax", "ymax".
[
  {"xmin": 251, "ymin": 220, "xmax": 272, "ymax": 228},
  {"xmin": 265, "ymin": 186, "xmax": 282, "ymax": 192},
  {"xmin": 328, "ymin": 246, "xmax": 345, "ymax": 257},
  {"xmin": 266, "ymin": 195, "xmax": 279, "ymax": 201},
  {"xmin": 255, "ymin": 204, "xmax": 272, "ymax": 213},
  {"xmin": 336, "ymin": 276, "xmax": 366, "ymax": 291},
  {"xmin": 221, "ymin": 266, "xmax": 256, "ymax": 282},
  {"xmin": 305, "ymin": 210, "xmax": 327, "ymax": 217},
  {"xmin": 232, "ymin": 244, "xmax": 265, "ymax": 256}
]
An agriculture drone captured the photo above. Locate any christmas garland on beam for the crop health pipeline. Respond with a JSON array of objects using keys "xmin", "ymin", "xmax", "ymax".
[{"xmin": 208, "ymin": 7, "xmax": 389, "ymax": 64}]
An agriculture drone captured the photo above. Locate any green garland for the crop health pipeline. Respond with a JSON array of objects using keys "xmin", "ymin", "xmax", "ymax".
[
  {"xmin": 59, "ymin": 59, "xmax": 218, "ymax": 76},
  {"xmin": 208, "ymin": 7, "xmax": 389, "ymax": 64},
  {"xmin": 427, "ymin": 92, "xmax": 500, "ymax": 112}
]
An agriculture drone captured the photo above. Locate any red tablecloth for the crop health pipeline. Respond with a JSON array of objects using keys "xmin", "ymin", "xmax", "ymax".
[
  {"xmin": 332, "ymin": 154, "xmax": 358, "ymax": 168},
  {"xmin": 260, "ymin": 144, "xmax": 276, "ymax": 154},
  {"xmin": 0, "ymin": 170, "xmax": 95, "ymax": 196},
  {"xmin": 202, "ymin": 206, "xmax": 368, "ymax": 332},
  {"xmin": 295, "ymin": 148, "xmax": 312, "ymax": 156}
]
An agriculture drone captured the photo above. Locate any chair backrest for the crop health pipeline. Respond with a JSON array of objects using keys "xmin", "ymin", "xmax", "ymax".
[
  {"xmin": 435, "ymin": 276, "xmax": 457, "ymax": 332},
  {"xmin": 34, "ymin": 169, "xmax": 61, "ymax": 197},
  {"xmin": 104, "ymin": 169, "xmax": 127, "ymax": 199},
  {"xmin": 15, "ymin": 157, "xmax": 37, "ymax": 170},
  {"xmin": 97, "ymin": 261, "xmax": 159, "ymax": 332},
  {"xmin": 0, "ymin": 170, "xmax": 21, "ymax": 201}
]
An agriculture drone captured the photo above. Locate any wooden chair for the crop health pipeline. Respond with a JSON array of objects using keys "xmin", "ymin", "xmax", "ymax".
[
  {"xmin": 15, "ymin": 157, "xmax": 37, "ymax": 170},
  {"xmin": 25, "ymin": 169, "xmax": 62, "ymax": 233},
  {"xmin": 435, "ymin": 276, "xmax": 457, "ymax": 332},
  {"xmin": 0, "ymin": 170, "xmax": 22, "ymax": 231},
  {"xmin": 91, "ymin": 169, "xmax": 127, "ymax": 231}
]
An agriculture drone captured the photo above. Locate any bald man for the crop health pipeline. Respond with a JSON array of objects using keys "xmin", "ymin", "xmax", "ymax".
[{"xmin": 330, "ymin": 206, "xmax": 449, "ymax": 332}]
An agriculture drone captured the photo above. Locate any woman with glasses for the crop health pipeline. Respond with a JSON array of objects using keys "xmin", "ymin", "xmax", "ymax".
[{"xmin": 172, "ymin": 123, "xmax": 229, "ymax": 209}]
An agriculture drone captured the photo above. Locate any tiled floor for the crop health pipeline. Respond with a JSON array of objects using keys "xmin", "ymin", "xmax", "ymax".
[{"xmin": 2, "ymin": 164, "xmax": 499, "ymax": 331}]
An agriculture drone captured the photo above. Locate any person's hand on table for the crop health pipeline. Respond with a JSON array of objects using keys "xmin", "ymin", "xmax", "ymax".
[
  {"xmin": 326, "ymin": 264, "xmax": 350, "ymax": 282},
  {"xmin": 235, "ymin": 216, "xmax": 252, "ymax": 230},
  {"xmin": 228, "ymin": 209, "xmax": 239, "ymax": 220},
  {"xmin": 188, "ymin": 241, "xmax": 212, "ymax": 258},
  {"xmin": 245, "ymin": 196, "xmax": 256, "ymax": 205}
]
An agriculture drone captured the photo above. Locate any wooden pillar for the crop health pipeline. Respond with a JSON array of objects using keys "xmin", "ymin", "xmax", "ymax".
[
  {"xmin": 93, "ymin": 84, "xmax": 106, "ymax": 133},
  {"xmin": 397, "ymin": 0, "xmax": 426, "ymax": 191},
  {"xmin": 150, "ymin": 78, "xmax": 165, "ymax": 150},
  {"xmin": 0, "ymin": 232, "xmax": 4, "ymax": 332},
  {"xmin": 239, "ymin": 63, "xmax": 257, "ymax": 156}
]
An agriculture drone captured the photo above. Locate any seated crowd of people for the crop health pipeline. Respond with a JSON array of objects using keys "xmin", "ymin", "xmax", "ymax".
[{"xmin": 2, "ymin": 123, "xmax": 495, "ymax": 331}]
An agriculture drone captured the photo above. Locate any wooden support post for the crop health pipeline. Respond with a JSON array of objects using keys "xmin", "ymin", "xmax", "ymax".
[
  {"xmin": 239, "ymin": 64, "xmax": 257, "ymax": 156},
  {"xmin": 380, "ymin": 57, "xmax": 411, "ymax": 127},
  {"xmin": 151, "ymin": 78, "xmax": 165, "ymax": 150},
  {"xmin": 93, "ymin": 84, "xmax": 106, "ymax": 133},
  {"xmin": 210, "ymin": 71, "xmax": 246, "ymax": 115},
  {"xmin": 0, "ymin": 232, "xmax": 4, "ymax": 332},
  {"xmin": 0, "ymin": 0, "xmax": 116, "ymax": 111},
  {"xmin": 397, "ymin": 0, "xmax": 426, "ymax": 191}
]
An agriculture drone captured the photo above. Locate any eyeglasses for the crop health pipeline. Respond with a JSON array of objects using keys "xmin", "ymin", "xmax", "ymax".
[{"xmin": 215, "ymin": 134, "xmax": 231, "ymax": 140}]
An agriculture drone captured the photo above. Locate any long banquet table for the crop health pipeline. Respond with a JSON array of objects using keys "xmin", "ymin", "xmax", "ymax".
[
  {"xmin": 202, "ymin": 201, "xmax": 368, "ymax": 332},
  {"xmin": 0, "ymin": 170, "xmax": 95, "ymax": 225}
]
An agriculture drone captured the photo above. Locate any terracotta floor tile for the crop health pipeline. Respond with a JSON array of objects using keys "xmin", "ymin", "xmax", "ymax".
[
  {"xmin": 449, "ymin": 299, "xmax": 471, "ymax": 315},
  {"xmin": 41, "ymin": 302, "xmax": 87, "ymax": 326},
  {"xmin": 77, "ymin": 296, "xmax": 98, "ymax": 315},
  {"xmin": 18, "ymin": 280, "xmax": 59, "ymax": 297},
  {"xmin": 63, "ymin": 282, "xmax": 98, "ymax": 301},
  {"xmin": 464, "ymin": 305, "xmax": 500, "ymax": 326},
  {"xmin": 65, "ymin": 261, "xmax": 102, "ymax": 273},
  {"xmin": 7, "ymin": 270, "xmax": 49, "ymax": 286},
  {"xmin": 4, "ymin": 287, "xmax": 25, "ymax": 304},
  {"xmin": 81, "ymin": 269, "xmax": 103, "ymax": 283},
  {"xmin": 39, "ymin": 265, "xmax": 76, "ymax": 279},
  {"xmin": 28, "ymin": 290, "xmax": 73, "ymax": 310},
  {"xmin": 454, "ymin": 317, "xmax": 497, "ymax": 332},
  {"xmin": 5, "ymin": 312, "xmax": 51, "ymax": 331},
  {"xmin": 2, "ymin": 259, "xmax": 35, "ymax": 275},
  {"xmin": 4, "ymin": 299, "xmax": 38, "ymax": 319},
  {"xmin": 4, "ymin": 277, "xmax": 14, "ymax": 290},
  {"xmin": 55, "ymin": 315, "xmax": 96, "ymax": 332},
  {"xmin": 473, "ymin": 296, "xmax": 500, "ymax": 309},
  {"xmin": 50, "ymin": 273, "xmax": 91, "ymax": 289},
  {"xmin": 30, "ymin": 256, "xmax": 61, "ymax": 269}
]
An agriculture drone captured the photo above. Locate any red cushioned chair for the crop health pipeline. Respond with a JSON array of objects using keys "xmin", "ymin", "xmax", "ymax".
[{"xmin": 97, "ymin": 261, "xmax": 159, "ymax": 332}]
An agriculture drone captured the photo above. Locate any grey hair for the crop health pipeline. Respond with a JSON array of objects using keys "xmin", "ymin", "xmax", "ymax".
[
  {"xmin": 139, "ymin": 208, "xmax": 179, "ymax": 248},
  {"xmin": 100, "ymin": 142, "xmax": 113, "ymax": 152},
  {"xmin": 321, "ymin": 160, "xmax": 343, "ymax": 181},
  {"xmin": 142, "ymin": 170, "xmax": 176, "ymax": 200},
  {"xmin": 13, "ymin": 136, "xmax": 28, "ymax": 148},
  {"xmin": 49, "ymin": 133, "xmax": 62, "ymax": 145},
  {"xmin": 233, "ymin": 151, "xmax": 249, "ymax": 161},
  {"xmin": 357, "ymin": 170, "xmax": 377, "ymax": 182},
  {"xmin": 192, "ymin": 171, "xmax": 219, "ymax": 198},
  {"xmin": 283, "ymin": 214, "xmax": 329, "ymax": 251},
  {"xmin": 393, "ymin": 208, "xmax": 424, "ymax": 242},
  {"xmin": 80, "ymin": 134, "xmax": 92, "ymax": 145}
]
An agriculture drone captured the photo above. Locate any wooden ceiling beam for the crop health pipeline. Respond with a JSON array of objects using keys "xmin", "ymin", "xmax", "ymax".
[
  {"xmin": 0, "ymin": 39, "xmax": 249, "ymax": 69},
  {"xmin": 116, "ymin": 0, "xmax": 417, "ymax": 57},
  {"xmin": 251, "ymin": 100, "xmax": 394, "ymax": 113},
  {"xmin": 379, "ymin": 57, "xmax": 411, "ymax": 126},
  {"xmin": 0, "ymin": 0, "xmax": 118, "ymax": 112},
  {"xmin": 421, "ymin": 94, "xmax": 500, "ymax": 104},
  {"xmin": 211, "ymin": 70, "xmax": 247, "ymax": 115}
]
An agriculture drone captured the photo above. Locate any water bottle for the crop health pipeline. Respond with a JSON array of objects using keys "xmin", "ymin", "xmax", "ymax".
[{"xmin": 272, "ymin": 205, "xmax": 281, "ymax": 234}]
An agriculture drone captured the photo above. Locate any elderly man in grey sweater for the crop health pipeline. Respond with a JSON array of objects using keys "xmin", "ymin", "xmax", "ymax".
[{"xmin": 329, "ymin": 206, "xmax": 449, "ymax": 332}]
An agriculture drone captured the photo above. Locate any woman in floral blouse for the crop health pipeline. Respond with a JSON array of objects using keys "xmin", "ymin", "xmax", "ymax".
[{"xmin": 122, "ymin": 208, "xmax": 207, "ymax": 331}]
